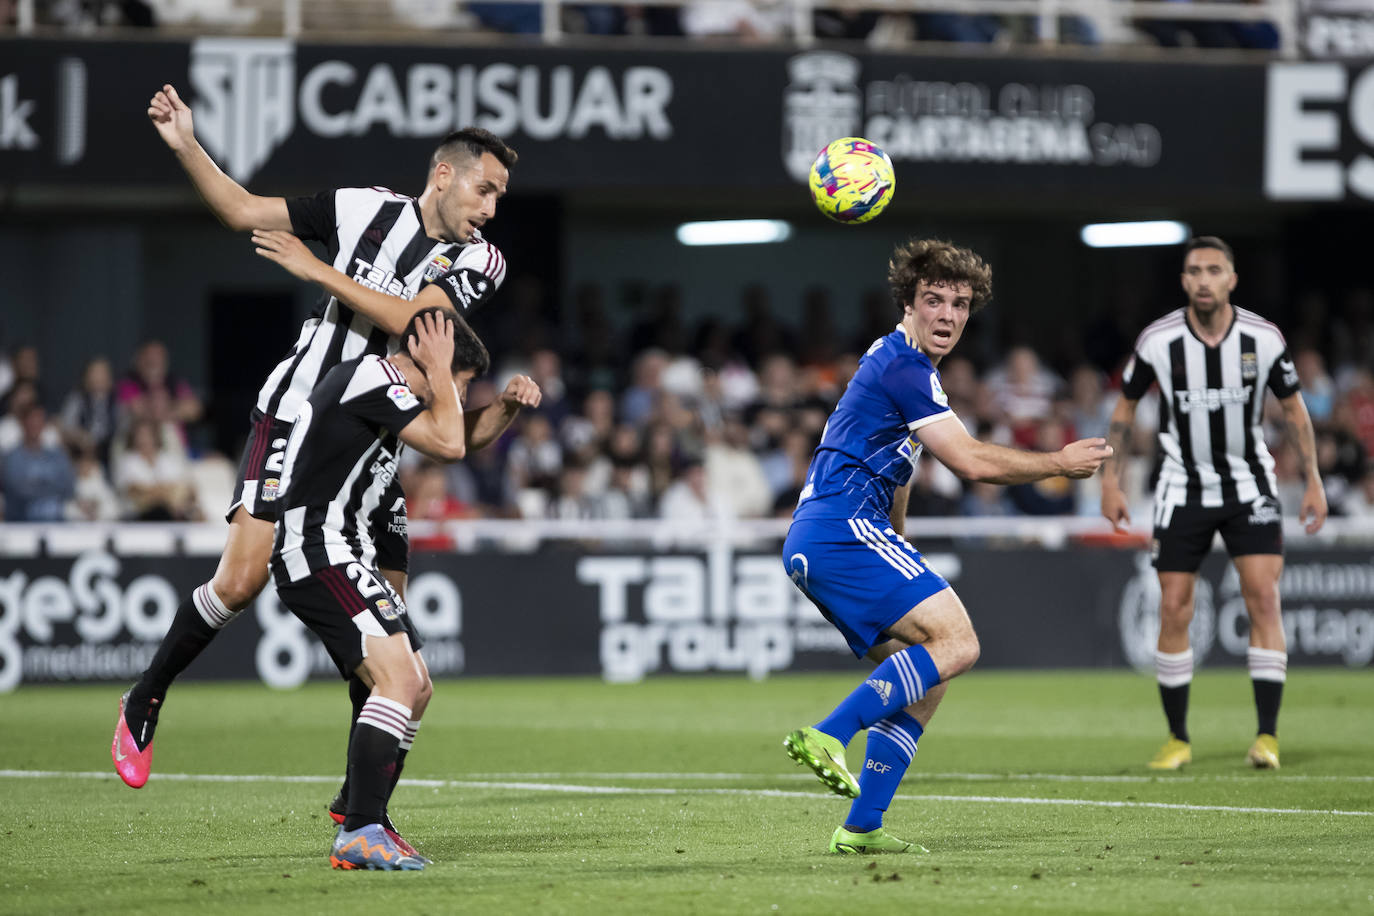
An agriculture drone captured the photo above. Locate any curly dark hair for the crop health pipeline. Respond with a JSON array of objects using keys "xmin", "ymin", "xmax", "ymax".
[{"xmin": 887, "ymin": 238, "xmax": 994, "ymax": 316}]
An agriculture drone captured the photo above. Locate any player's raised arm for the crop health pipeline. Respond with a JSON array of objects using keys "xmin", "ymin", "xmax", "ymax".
[
  {"xmin": 395, "ymin": 312, "xmax": 468, "ymax": 462},
  {"xmin": 1099, "ymin": 395, "xmax": 1139, "ymax": 532},
  {"xmin": 149, "ymin": 84, "xmax": 291, "ymax": 232},
  {"xmin": 253, "ymin": 230, "xmax": 445, "ymax": 337},
  {"xmin": 465, "ymin": 375, "xmax": 541, "ymax": 451},
  {"xmin": 916, "ymin": 414, "xmax": 1111, "ymax": 484}
]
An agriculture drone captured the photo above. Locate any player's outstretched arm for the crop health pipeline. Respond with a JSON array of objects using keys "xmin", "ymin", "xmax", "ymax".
[
  {"xmin": 1099, "ymin": 396, "xmax": 1138, "ymax": 532},
  {"xmin": 465, "ymin": 375, "xmax": 541, "ymax": 451},
  {"xmin": 1278, "ymin": 392, "xmax": 1328, "ymax": 534},
  {"xmin": 252, "ymin": 229, "xmax": 435, "ymax": 336},
  {"xmin": 917, "ymin": 415, "xmax": 1112, "ymax": 485},
  {"xmin": 149, "ymin": 84, "xmax": 290, "ymax": 233},
  {"xmin": 397, "ymin": 312, "xmax": 467, "ymax": 461}
]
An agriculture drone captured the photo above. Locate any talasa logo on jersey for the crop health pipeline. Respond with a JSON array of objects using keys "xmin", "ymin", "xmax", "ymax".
[
  {"xmin": 352, "ymin": 258, "xmax": 416, "ymax": 298},
  {"xmin": 781, "ymin": 52, "xmax": 862, "ymax": 182},
  {"xmin": 190, "ymin": 38, "xmax": 295, "ymax": 183},
  {"xmin": 1176, "ymin": 385, "xmax": 1253, "ymax": 414}
]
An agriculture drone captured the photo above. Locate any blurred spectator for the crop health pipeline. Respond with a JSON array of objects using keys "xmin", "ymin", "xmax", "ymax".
[
  {"xmin": 599, "ymin": 449, "xmax": 652, "ymax": 519},
  {"xmin": 642, "ymin": 421, "xmax": 682, "ymax": 503},
  {"xmin": 550, "ymin": 459, "xmax": 600, "ymax": 520},
  {"xmin": 1336, "ymin": 367, "xmax": 1374, "ymax": 460},
  {"xmin": 0, "ymin": 345, "xmax": 43, "ymax": 413},
  {"xmin": 0, "ymin": 380, "xmax": 61, "ymax": 453},
  {"xmin": 658, "ymin": 455, "xmax": 735, "ymax": 520},
  {"xmin": 1343, "ymin": 469, "xmax": 1374, "ymax": 520},
  {"xmin": 703, "ymin": 411, "xmax": 771, "ymax": 517},
  {"xmin": 1006, "ymin": 418, "xmax": 1077, "ymax": 515},
  {"xmin": 1, "ymin": 404, "xmax": 75, "ymax": 521},
  {"xmin": 1315, "ymin": 424, "xmax": 1366, "ymax": 515},
  {"xmin": 733, "ymin": 285, "xmax": 795, "ymax": 365},
  {"xmin": 113, "ymin": 417, "xmax": 198, "ymax": 520},
  {"xmin": 620, "ymin": 349, "xmax": 669, "ymax": 426},
  {"xmin": 68, "ymin": 446, "xmax": 120, "ymax": 521},
  {"xmin": 905, "ymin": 454, "xmax": 963, "ymax": 517},
  {"xmin": 1138, "ymin": 0, "xmax": 1278, "ymax": 49},
  {"xmin": 629, "ymin": 284, "xmax": 689, "ymax": 356},
  {"xmin": 960, "ymin": 480, "xmax": 1014, "ymax": 518},
  {"xmin": 407, "ymin": 461, "xmax": 470, "ymax": 550},
  {"xmin": 1293, "ymin": 347, "xmax": 1335, "ymax": 423},
  {"xmin": 505, "ymin": 413, "xmax": 564, "ymax": 495},
  {"xmin": 116, "ymin": 339, "xmax": 202, "ymax": 452},
  {"xmin": 984, "ymin": 345, "xmax": 1062, "ymax": 446},
  {"xmin": 914, "ymin": 11, "xmax": 1003, "ymax": 42},
  {"xmin": 681, "ymin": 0, "xmax": 789, "ymax": 40},
  {"xmin": 58, "ymin": 356, "xmax": 118, "ymax": 467},
  {"xmin": 1066, "ymin": 363, "xmax": 1113, "ymax": 440}
]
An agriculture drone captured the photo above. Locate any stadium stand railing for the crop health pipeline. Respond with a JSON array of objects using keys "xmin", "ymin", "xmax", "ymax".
[
  {"xmin": 2, "ymin": 515, "xmax": 1371, "ymax": 556},
  {"xmin": 12, "ymin": 0, "xmax": 1300, "ymax": 55}
]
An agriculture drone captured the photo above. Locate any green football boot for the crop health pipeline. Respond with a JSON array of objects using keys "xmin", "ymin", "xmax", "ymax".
[
  {"xmin": 783, "ymin": 726, "xmax": 860, "ymax": 799},
  {"xmin": 829, "ymin": 825, "xmax": 928, "ymax": 855}
]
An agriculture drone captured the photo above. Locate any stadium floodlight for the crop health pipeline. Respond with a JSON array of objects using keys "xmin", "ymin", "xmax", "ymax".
[
  {"xmin": 1080, "ymin": 220, "xmax": 1191, "ymax": 248},
  {"xmin": 676, "ymin": 220, "xmax": 793, "ymax": 246}
]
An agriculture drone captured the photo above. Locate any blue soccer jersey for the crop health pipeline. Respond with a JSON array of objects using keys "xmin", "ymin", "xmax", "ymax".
[{"xmin": 793, "ymin": 325, "xmax": 955, "ymax": 523}]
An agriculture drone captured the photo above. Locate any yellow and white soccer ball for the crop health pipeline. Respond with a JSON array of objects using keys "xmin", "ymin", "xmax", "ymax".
[{"xmin": 807, "ymin": 137, "xmax": 896, "ymax": 225}]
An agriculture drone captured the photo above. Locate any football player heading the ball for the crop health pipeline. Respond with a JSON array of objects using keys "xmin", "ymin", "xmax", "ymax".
[
  {"xmin": 781, "ymin": 238, "xmax": 1112, "ymax": 854},
  {"xmin": 809, "ymin": 137, "xmax": 896, "ymax": 225}
]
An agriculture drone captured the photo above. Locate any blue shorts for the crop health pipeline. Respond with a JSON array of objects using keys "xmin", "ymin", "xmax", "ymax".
[{"xmin": 783, "ymin": 517, "xmax": 951, "ymax": 658}]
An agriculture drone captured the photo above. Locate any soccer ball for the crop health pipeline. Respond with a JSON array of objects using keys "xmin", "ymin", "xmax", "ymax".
[{"xmin": 808, "ymin": 137, "xmax": 896, "ymax": 225}]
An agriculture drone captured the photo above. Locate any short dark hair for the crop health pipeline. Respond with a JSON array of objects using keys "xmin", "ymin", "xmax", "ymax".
[
  {"xmin": 431, "ymin": 128, "xmax": 518, "ymax": 176},
  {"xmin": 402, "ymin": 307, "xmax": 490, "ymax": 377},
  {"xmin": 888, "ymin": 238, "xmax": 994, "ymax": 315},
  {"xmin": 1184, "ymin": 235, "xmax": 1234, "ymax": 267}
]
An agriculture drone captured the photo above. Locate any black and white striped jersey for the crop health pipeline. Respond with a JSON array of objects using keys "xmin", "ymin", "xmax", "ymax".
[
  {"xmin": 271, "ymin": 355, "xmax": 425, "ymax": 583},
  {"xmin": 255, "ymin": 187, "xmax": 506, "ymax": 423},
  {"xmin": 1121, "ymin": 305, "xmax": 1300, "ymax": 511}
]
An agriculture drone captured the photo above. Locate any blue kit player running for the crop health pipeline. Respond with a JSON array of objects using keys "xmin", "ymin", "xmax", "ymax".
[{"xmin": 782, "ymin": 238, "xmax": 1113, "ymax": 854}]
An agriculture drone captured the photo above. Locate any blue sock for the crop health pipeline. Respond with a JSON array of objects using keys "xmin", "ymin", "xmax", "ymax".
[
  {"xmin": 845, "ymin": 711, "xmax": 923, "ymax": 833},
  {"xmin": 816, "ymin": 645, "xmax": 941, "ymax": 745}
]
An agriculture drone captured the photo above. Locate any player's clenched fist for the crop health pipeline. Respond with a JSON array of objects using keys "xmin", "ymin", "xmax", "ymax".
[
  {"xmin": 1056, "ymin": 438, "xmax": 1113, "ymax": 479},
  {"xmin": 147, "ymin": 84, "xmax": 195, "ymax": 151},
  {"xmin": 499, "ymin": 375, "xmax": 541, "ymax": 410}
]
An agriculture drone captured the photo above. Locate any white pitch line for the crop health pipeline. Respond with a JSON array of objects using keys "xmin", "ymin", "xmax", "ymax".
[
  {"xmin": 2, "ymin": 769, "xmax": 1370, "ymax": 818},
  {"xmin": 460, "ymin": 770, "xmax": 1374, "ymax": 785}
]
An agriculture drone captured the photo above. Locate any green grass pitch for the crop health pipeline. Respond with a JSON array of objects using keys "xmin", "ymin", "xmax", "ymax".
[{"xmin": 3, "ymin": 670, "xmax": 1372, "ymax": 915}]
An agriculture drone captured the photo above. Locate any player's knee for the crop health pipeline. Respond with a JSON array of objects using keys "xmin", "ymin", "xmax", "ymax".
[
  {"xmin": 415, "ymin": 672, "xmax": 434, "ymax": 709},
  {"xmin": 210, "ymin": 566, "xmax": 270, "ymax": 611}
]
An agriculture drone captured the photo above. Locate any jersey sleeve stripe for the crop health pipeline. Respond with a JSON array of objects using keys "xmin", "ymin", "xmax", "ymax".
[{"xmin": 907, "ymin": 410, "xmax": 955, "ymax": 431}]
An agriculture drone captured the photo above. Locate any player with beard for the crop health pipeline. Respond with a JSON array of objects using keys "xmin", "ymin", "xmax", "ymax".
[{"xmin": 1101, "ymin": 236, "xmax": 1326, "ymax": 771}]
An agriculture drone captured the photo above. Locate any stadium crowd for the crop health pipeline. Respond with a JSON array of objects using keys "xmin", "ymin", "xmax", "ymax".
[
  {"xmin": 6, "ymin": 0, "xmax": 1279, "ymax": 50},
  {"xmin": 4, "ymin": 278, "xmax": 1373, "ymax": 532}
]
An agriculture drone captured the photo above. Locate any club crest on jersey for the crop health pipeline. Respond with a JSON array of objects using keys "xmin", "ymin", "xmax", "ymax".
[
  {"xmin": 260, "ymin": 477, "xmax": 281, "ymax": 501},
  {"xmin": 423, "ymin": 253, "xmax": 453, "ymax": 281},
  {"xmin": 374, "ymin": 598, "xmax": 400, "ymax": 620},
  {"xmin": 929, "ymin": 371, "xmax": 949, "ymax": 407},
  {"xmin": 387, "ymin": 385, "xmax": 419, "ymax": 410},
  {"xmin": 1241, "ymin": 352, "xmax": 1258, "ymax": 380}
]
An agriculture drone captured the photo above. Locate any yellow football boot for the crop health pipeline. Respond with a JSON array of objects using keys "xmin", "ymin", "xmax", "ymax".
[
  {"xmin": 1247, "ymin": 733, "xmax": 1280, "ymax": 769},
  {"xmin": 1147, "ymin": 736, "xmax": 1192, "ymax": 770}
]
